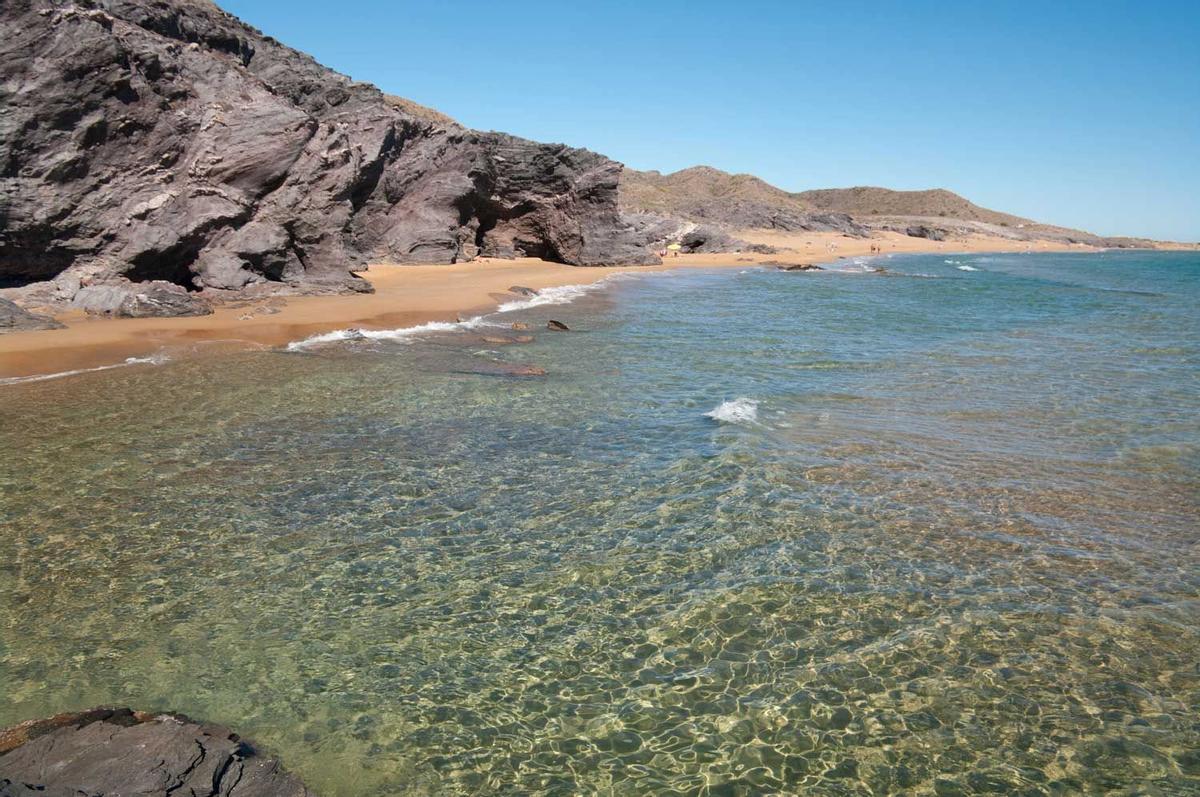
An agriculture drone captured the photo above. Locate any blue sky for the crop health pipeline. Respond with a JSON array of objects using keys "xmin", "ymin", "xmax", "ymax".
[{"xmin": 221, "ymin": 0, "xmax": 1200, "ymax": 241}]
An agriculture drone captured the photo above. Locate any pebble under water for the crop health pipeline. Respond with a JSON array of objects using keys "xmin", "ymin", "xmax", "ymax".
[{"xmin": 1, "ymin": 251, "xmax": 1198, "ymax": 795}]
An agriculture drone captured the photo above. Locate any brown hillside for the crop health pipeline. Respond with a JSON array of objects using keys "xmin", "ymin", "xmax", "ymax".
[{"xmin": 796, "ymin": 187, "xmax": 1032, "ymax": 227}]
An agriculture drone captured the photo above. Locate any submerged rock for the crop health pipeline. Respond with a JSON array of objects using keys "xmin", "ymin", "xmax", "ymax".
[
  {"xmin": 0, "ymin": 298, "xmax": 64, "ymax": 332},
  {"xmin": 508, "ymin": 286, "xmax": 538, "ymax": 297},
  {"xmin": 480, "ymin": 334, "xmax": 534, "ymax": 345},
  {"xmin": 768, "ymin": 262, "xmax": 823, "ymax": 271},
  {"xmin": 0, "ymin": 707, "xmax": 314, "ymax": 796},
  {"xmin": 546, "ymin": 319, "xmax": 570, "ymax": 331}
]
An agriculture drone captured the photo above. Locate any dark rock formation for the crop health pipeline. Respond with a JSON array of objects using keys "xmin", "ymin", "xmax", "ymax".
[
  {"xmin": 546, "ymin": 319, "xmax": 569, "ymax": 331},
  {"xmin": 71, "ymin": 280, "xmax": 212, "ymax": 316},
  {"xmin": 768, "ymin": 262, "xmax": 823, "ymax": 271},
  {"xmin": 0, "ymin": 707, "xmax": 313, "ymax": 796},
  {"xmin": 0, "ymin": 298, "xmax": 64, "ymax": 331},
  {"xmin": 0, "ymin": 0, "xmax": 656, "ymax": 314},
  {"xmin": 678, "ymin": 225, "xmax": 739, "ymax": 253},
  {"xmin": 508, "ymin": 286, "xmax": 537, "ymax": 297},
  {"xmin": 903, "ymin": 224, "xmax": 949, "ymax": 241}
]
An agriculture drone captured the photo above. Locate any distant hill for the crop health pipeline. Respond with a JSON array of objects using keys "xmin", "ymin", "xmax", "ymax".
[
  {"xmin": 620, "ymin": 166, "xmax": 810, "ymax": 218},
  {"xmin": 619, "ymin": 166, "xmax": 1138, "ymax": 246},
  {"xmin": 795, "ymin": 187, "xmax": 1032, "ymax": 228},
  {"xmin": 619, "ymin": 167, "xmax": 860, "ymax": 234}
]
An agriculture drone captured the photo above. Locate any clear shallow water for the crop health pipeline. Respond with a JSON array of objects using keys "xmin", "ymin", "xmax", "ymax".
[{"xmin": 1, "ymin": 251, "xmax": 1198, "ymax": 795}]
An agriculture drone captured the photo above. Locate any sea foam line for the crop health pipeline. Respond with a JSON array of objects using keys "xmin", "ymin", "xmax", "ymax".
[
  {"xmin": 0, "ymin": 353, "xmax": 170, "ymax": 386},
  {"xmin": 286, "ymin": 274, "xmax": 636, "ymax": 351}
]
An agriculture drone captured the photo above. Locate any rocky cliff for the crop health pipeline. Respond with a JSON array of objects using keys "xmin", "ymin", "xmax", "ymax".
[{"xmin": 0, "ymin": 0, "xmax": 655, "ymax": 310}]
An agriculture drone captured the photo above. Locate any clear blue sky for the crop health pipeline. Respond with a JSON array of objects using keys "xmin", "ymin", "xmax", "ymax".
[{"xmin": 222, "ymin": 0, "xmax": 1199, "ymax": 241}]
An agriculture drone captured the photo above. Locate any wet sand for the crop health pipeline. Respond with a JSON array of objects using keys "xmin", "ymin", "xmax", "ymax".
[{"xmin": 0, "ymin": 230, "xmax": 1104, "ymax": 379}]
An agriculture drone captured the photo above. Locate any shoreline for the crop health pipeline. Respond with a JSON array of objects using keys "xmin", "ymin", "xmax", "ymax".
[{"xmin": 0, "ymin": 230, "xmax": 1153, "ymax": 381}]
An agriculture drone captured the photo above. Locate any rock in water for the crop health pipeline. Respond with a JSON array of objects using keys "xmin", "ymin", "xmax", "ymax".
[
  {"xmin": 546, "ymin": 319, "xmax": 570, "ymax": 331},
  {"xmin": 770, "ymin": 262, "xmax": 823, "ymax": 271},
  {"xmin": 0, "ymin": 298, "xmax": 64, "ymax": 332},
  {"xmin": 0, "ymin": 0, "xmax": 657, "ymax": 313},
  {"xmin": 508, "ymin": 286, "xmax": 538, "ymax": 297},
  {"xmin": 0, "ymin": 707, "xmax": 314, "ymax": 796}
]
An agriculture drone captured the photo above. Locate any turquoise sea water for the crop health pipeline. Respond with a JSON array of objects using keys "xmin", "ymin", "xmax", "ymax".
[{"xmin": 1, "ymin": 251, "xmax": 1198, "ymax": 795}]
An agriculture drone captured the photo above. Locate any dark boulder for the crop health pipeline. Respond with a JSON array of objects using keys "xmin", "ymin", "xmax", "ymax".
[
  {"xmin": 546, "ymin": 319, "xmax": 570, "ymax": 331},
  {"xmin": 0, "ymin": 298, "xmax": 64, "ymax": 333},
  {"xmin": 71, "ymin": 280, "xmax": 212, "ymax": 317},
  {"xmin": 771, "ymin": 262, "xmax": 823, "ymax": 271},
  {"xmin": 678, "ymin": 225, "xmax": 741, "ymax": 253},
  {"xmin": 904, "ymin": 225, "xmax": 948, "ymax": 241},
  {"xmin": 0, "ymin": 707, "xmax": 314, "ymax": 796}
]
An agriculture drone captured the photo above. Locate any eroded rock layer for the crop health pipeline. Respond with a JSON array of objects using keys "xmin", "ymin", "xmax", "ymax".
[{"xmin": 0, "ymin": 0, "xmax": 655, "ymax": 301}]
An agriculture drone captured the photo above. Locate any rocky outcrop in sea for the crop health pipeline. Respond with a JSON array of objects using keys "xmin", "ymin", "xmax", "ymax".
[{"xmin": 0, "ymin": 0, "xmax": 656, "ymax": 316}]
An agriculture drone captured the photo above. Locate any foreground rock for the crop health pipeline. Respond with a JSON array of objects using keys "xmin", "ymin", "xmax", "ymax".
[
  {"xmin": 0, "ymin": 0, "xmax": 656, "ymax": 316},
  {"xmin": 0, "ymin": 298, "xmax": 64, "ymax": 332},
  {"xmin": 0, "ymin": 707, "xmax": 314, "ymax": 796}
]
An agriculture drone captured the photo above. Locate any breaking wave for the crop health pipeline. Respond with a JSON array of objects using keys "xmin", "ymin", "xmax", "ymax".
[
  {"xmin": 1, "ymin": 352, "xmax": 170, "ymax": 386},
  {"xmin": 286, "ymin": 317, "xmax": 505, "ymax": 351},
  {"xmin": 288, "ymin": 275, "xmax": 638, "ymax": 351},
  {"xmin": 704, "ymin": 397, "xmax": 759, "ymax": 425}
]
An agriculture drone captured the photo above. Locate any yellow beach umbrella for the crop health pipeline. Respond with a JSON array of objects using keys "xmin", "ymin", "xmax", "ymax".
[{"xmin": 666, "ymin": 243, "xmax": 682, "ymax": 251}]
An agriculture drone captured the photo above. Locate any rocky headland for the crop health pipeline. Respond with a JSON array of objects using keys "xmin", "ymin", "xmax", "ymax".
[{"xmin": 1, "ymin": 0, "xmax": 656, "ymax": 318}]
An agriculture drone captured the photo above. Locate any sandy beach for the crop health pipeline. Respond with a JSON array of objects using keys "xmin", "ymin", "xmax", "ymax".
[{"xmin": 0, "ymin": 230, "xmax": 1128, "ymax": 380}]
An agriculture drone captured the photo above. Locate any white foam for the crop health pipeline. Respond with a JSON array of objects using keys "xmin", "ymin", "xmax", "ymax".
[
  {"xmin": 1, "ymin": 352, "xmax": 171, "ymax": 386},
  {"xmin": 492, "ymin": 276, "xmax": 638, "ymax": 314},
  {"xmin": 286, "ymin": 317, "xmax": 499, "ymax": 351},
  {"xmin": 704, "ymin": 397, "xmax": 759, "ymax": 425},
  {"xmin": 287, "ymin": 275, "xmax": 636, "ymax": 351},
  {"xmin": 957, "ymin": 265, "xmax": 979, "ymax": 272}
]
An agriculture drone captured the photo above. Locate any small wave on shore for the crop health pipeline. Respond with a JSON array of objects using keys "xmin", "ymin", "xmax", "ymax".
[
  {"xmin": 286, "ymin": 318, "xmax": 497, "ymax": 351},
  {"xmin": 287, "ymin": 275, "xmax": 637, "ymax": 351},
  {"xmin": 0, "ymin": 352, "xmax": 170, "ymax": 386},
  {"xmin": 704, "ymin": 397, "xmax": 759, "ymax": 425},
  {"xmin": 957, "ymin": 265, "xmax": 980, "ymax": 271}
]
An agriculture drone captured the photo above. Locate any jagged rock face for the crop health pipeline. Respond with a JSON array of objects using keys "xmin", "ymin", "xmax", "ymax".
[
  {"xmin": 0, "ymin": 707, "xmax": 313, "ymax": 796},
  {"xmin": 0, "ymin": 0, "xmax": 655, "ymax": 300}
]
